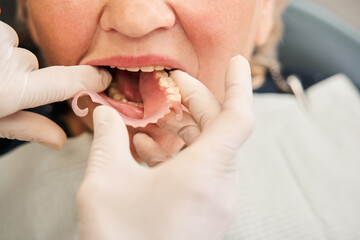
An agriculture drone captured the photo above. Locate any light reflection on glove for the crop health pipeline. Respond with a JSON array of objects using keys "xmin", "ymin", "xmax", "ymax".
[
  {"xmin": 77, "ymin": 56, "xmax": 254, "ymax": 240},
  {"xmin": 0, "ymin": 21, "xmax": 111, "ymax": 149}
]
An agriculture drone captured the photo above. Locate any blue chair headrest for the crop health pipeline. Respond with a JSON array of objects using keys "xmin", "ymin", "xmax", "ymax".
[{"xmin": 279, "ymin": 0, "xmax": 360, "ymax": 88}]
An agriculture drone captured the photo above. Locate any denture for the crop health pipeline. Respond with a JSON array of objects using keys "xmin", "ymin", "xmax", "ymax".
[{"xmin": 72, "ymin": 67, "xmax": 183, "ymax": 128}]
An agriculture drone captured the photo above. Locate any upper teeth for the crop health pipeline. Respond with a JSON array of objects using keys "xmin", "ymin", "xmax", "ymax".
[{"xmin": 110, "ymin": 65, "xmax": 171, "ymax": 72}]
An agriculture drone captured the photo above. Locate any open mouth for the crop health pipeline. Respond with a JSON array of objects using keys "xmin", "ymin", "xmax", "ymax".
[{"xmin": 72, "ymin": 65, "xmax": 183, "ymax": 128}]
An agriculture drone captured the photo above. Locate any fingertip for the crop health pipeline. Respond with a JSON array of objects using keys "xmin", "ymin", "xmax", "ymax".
[
  {"xmin": 98, "ymin": 67, "xmax": 112, "ymax": 87},
  {"xmin": 229, "ymin": 55, "xmax": 251, "ymax": 79},
  {"xmin": 170, "ymin": 70, "xmax": 196, "ymax": 85},
  {"xmin": 93, "ymin": 105, "xmax": 122, "ymax": 125},
  {"xmin": 38, "ymin": 118, "xmax": 67, "ymax": 150},
  {"xmin": 0, "ymin": 20, "xmax": 19, "ymax": 47},
  {"xmin": 170, "ymin": 69, "xmax": 188, "ymax": 78},
  {"xmin": 226, "ymin": 55, "xmax": 252, "ymax": 93},
  {"xmin": 170, "ymin": 70, "xmax": 186, "ymax": 89},
  {"xmin": 230, "ymin": 55, "xmax": 250, "ymax": 67},
  {"xmin": 92, "ymin": 105, "xmax": 127, "ymax": 137},
  {"xmin": 78, "ymin": 65, "xmax": 112, "ymax": 91},
  {"xmin": 64, "ymin": 65, "xmax": 112, "ymax": 92},
  {"xmin": 221, "ymin": 55, "xmax": 254, "ymax": 137},
  {"xmin": 133, "ymin": 132, "xmax": 147, "ymax": 143},
  {"xmin": 42, "ymin": 130, "xmax": 67, "ymax": 150},
  {"xmin": 8, "ymin": 112, "xmax": 68, "ymax": 150},
  {"xmin": 90, "ymin": 106, "xmax": 133, "ymax": 167},
  {"xmin": 230, "ymin": 55, "xmax": 249, "ymax": 63},
  {"xmin": 170, "ymin": 69, "xmax": 203, "ymax": 95},
  {"xmin": 133, "ymin": 133, "xmax": 170, "ymax": 167}
]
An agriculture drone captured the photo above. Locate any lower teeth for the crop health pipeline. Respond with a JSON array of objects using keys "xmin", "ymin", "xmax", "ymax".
[
  {"xmin": 107, "ymin": 84, "xmax": 144, "ymax": 108},
  {"xmin": 106, "ymin": 70, "xmax": 180, "ymax": 108}
]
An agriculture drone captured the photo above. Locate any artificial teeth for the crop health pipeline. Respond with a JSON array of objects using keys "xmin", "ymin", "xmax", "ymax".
[
  {"xmin": 159, "ymin": 77, "xmax": 175, "ymax": 88},
  {"xmin": 156, "ymin": 71, "xmax": 169, "ymax": 78},
  {"xmin": 168, "ymin": 94, "xmax": 181, "ymax": 103},
  {"xmin": 166, "ymin": 87, "xmax": 179, "ymax": 94}
]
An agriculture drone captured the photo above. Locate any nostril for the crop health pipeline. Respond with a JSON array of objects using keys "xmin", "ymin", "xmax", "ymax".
[{"xmin": 99, "ymin": 1, "xmax": 175, "ymax": 38}]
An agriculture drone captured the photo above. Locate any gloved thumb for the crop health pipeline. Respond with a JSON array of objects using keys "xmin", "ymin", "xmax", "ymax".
[
  {"xmin": 174, "ymin": 56, "xmax": 254, "ymax": 170},
  {"xmin": 87, "ymin": 106, "xmax": 137, "ymax": 176}
]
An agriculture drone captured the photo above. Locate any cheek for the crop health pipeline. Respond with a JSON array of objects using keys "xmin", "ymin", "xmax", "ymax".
[
  {"xmin": 28, "ymin": 1, "xmax": 99, "ymax": 65},
  {"xmin": 183, "ymin": 1, "xmax": 257, "ymax": 56},
  {"xmin": 176, "ymin": 1, "xmax": 257, "ymax": 100}
]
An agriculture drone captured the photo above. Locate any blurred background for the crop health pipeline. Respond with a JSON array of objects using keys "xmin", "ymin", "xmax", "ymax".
[
  {"xmin": 311, "ymin": 0, "xmax": 360, "ymax": 30},
  {"xmin": 276, "ymin": 0, "xmax": 360, "ymax": 89}
]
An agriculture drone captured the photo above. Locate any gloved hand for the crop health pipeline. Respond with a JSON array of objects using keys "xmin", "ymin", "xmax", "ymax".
[
  {"xmin": 0, "ymin": 21, "xmax": 111, "ymax": 149},
  {"xmin": 77, "ymin": 56, "xmax": 253, "ymax": 240}
]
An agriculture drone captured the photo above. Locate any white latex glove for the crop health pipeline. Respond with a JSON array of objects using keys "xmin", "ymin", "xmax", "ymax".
[
  {"xmin": 77, "ymin": 56, "xmax": 253, "ymax": 240},
  {"xmin": 0, "ymin": 21, "xmax": 111, "ymax": 149}
]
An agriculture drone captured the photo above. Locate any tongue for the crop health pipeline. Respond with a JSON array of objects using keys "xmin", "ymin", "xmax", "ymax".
[
  {"xmin": 72, "ymin": 71, "xmax": 183, "ymax": 128},
  {"xmin": 116, "ymin": 71, "xmax": 142, "ymax": 102}
]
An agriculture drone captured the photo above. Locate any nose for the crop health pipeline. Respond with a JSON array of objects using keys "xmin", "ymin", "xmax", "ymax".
[{"xmin": 100, "ymin": 0, "xmax": 176, "ymax": 38}]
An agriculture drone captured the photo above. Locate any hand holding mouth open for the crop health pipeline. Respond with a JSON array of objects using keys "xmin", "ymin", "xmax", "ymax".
[
  {"xmin": 77, "ymin": 56, "xmax": 254, "ymax": 240},
  {"xmin": 0, "ymin": 21, "xmax": 111, "ymax": 149}
]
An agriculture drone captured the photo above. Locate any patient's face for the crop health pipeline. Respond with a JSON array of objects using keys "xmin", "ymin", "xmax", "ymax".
[{"xmin": 25, "ymin": 0, "xmax": 275, "ymax": 158}]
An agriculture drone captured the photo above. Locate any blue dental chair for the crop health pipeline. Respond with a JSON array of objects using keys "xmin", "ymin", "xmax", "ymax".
[{"xmin": 279, "ymin": 0, "xmax": 360, "ymax": 89}]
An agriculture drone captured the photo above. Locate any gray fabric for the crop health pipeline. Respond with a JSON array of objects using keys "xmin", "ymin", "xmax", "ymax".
[
  {"xmin": 224, "ymin": 74, "xmax": 360, "ymax": 239},
  {"xmin": 1, "ymin": 74, "xmax": 359, "ymax": 239},
  {"xmin": 0, "ymin": 134, "xmax": 91, "ymax": 240}
]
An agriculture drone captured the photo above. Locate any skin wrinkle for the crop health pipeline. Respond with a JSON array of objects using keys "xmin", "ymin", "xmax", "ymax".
[
  {"xmin": 133, "ymin": 133, "xmax": 171, "ymax": 166},
  {"xmin": 176, "ymin": 123, "xmax": 199, "ymax": 145},
  {"xmin": 157, "ymin": 112, "xmax": 200, "ymax": 146},
  {"xmin": 167, "ymin": 3, "xmax": 203, "ymax": 81},
  {"xmin": 20, "ymin": 0, "xmax": 278, "ymax": 160}
]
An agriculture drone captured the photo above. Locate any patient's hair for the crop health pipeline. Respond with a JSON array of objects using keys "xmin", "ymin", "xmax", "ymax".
[
  {"xmin": 16, "ymin": 0, "xmax": 288, "ymax": 88},
  {"xmin": 251, "ymin": 0, "xmax": 289, "ymax": 89}
]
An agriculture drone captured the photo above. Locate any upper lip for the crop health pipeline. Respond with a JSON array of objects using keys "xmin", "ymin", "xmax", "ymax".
[{"xmin": 82, "ymin": 54, "xmax": 185, "ymax": 71}]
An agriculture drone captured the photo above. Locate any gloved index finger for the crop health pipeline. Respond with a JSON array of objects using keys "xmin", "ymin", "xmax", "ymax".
[
  {"xmin": 18, "ymin": 65, "xmax": 112, "ymax": 111},
  {"xmin": 203, "ymin": 55, "xmax": 253, "ymax": 146},
  {"xmin": 170, "ymin": 70, "xmax": 221, "ymax": 130},
  {"xmin": 223, "ymin": 55, "xmax": 253, "ymax": 118},
  {"xmin": 187, "ymin": 56, "xmax": 254, "ymax": 165}
]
